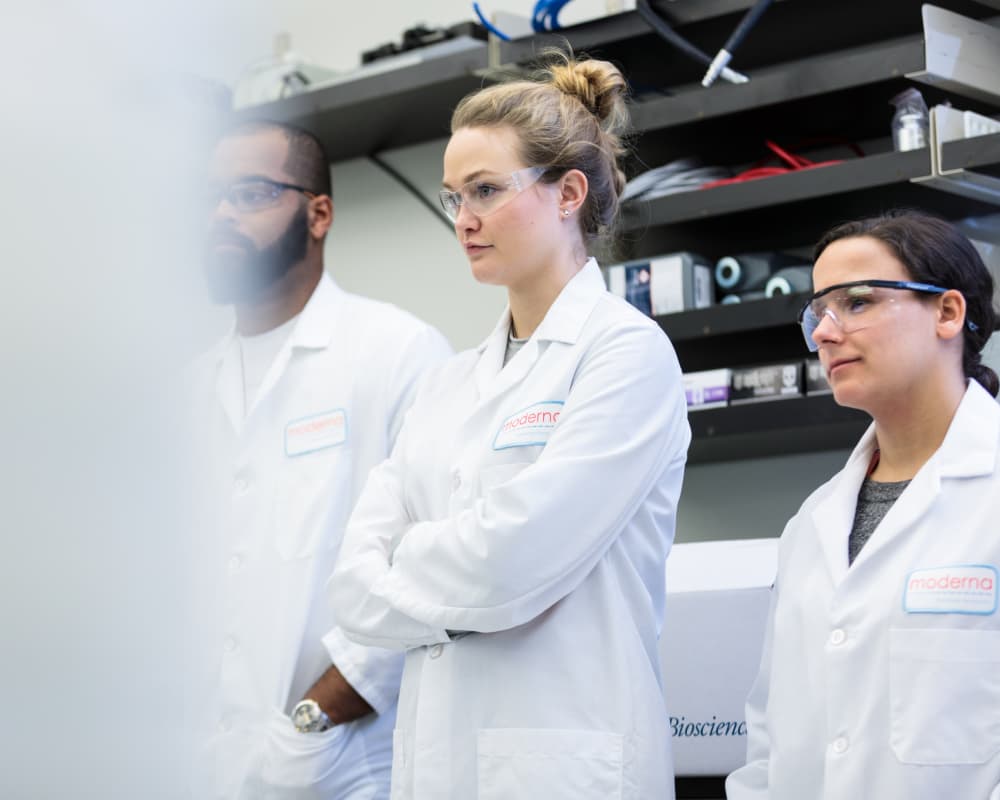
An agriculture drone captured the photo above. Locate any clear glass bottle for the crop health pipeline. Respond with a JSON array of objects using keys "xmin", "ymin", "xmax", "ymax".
[{"xmin": 890, "ymin": 88, "xmax": 930, "ymax": 151}]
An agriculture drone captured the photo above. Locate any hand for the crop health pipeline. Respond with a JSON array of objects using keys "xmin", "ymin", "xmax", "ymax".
[{"xmin": 301, "ymin": 664, "xmax": 373, "ymax": 726}]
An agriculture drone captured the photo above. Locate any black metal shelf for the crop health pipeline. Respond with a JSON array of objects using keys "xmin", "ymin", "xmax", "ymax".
[
  {"xmin": 941, "ymin": 131, "xmax": 1000, "ymax": 174},
  {"xmin": 623, "ymin": 148, "xmax": 933, "ymax": 229},
  {"xmin": 688, "ymin": 395, "xmax": 869, "ymax": 464},
  {"xmin": 629, "ymin": 35, "xmax": 927, "ymax": 135},
  {"xmin": 657, "ymin": 292, "xmax": 805, "ymax": 342},
  {"xmin": 675, "ymin": 774, "xmax": 727, "ymax": 799},
  {"xmin": 655, "ymin": 294, "xmax": 808, "ymax": 372},
  {"xmin": 233, "ymin": 40, "xmax": 488, "ymax": 163},
  {"xmin": 617, "ymin": 146, "xmax": 1000, "ymax": 260}
]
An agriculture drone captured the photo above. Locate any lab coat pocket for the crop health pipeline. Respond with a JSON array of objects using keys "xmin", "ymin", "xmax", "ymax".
[
  {"xmin": 889, "ymin": 627, "xmax": 1000, "ymax": 765},
  {"xmin": 477, "ymin": 728, "xmax": 624, "ymax": 800},
  {"xmin": 257, "ymin": 708, "xmax": 349, "ymax": 797}
]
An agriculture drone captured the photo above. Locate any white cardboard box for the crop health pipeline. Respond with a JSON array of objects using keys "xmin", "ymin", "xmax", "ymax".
[
  {"xmin": 683, "ymin": 368, "xmax": 732, "ymax": 410},
  {"xmin": 659, "ymin": 538, "xmax": 778, "ymax": 776}
]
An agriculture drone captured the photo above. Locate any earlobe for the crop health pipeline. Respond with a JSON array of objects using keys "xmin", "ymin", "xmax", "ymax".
[
  {"xmin": 936, "ymin": 289, "xmax": 967, "ymax": 341},
  {"xmin": 558, "ymin": 169, "xmax": 589, "ymax": 216},
  {"xmin": 309, "ymin": 196, "xmax": 334, "ymax": 238}
]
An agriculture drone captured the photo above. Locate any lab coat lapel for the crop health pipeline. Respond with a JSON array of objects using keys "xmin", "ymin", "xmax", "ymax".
[
  {"xmin": 474, "ymin": 309, "xmax": 512, "ymax": 400},
  {"xmin": 483, "ymin": 331, "xmax": 541, "ymax": 400},
  {"xmin": 214, "ymin": 334, "xmax": 244, "ymax": 434},
  {"xmin": 811, "ymin": 425, "xmax": 877, "ymax": 585},
  {"xmin": 860, "ymin": 382, "xmax": 999, "ymax": 562},
  {"xmin": 247, "ymin": 274, "xmax": 340, "ymax": 417},
  {"xmin": 472, "ymin": 259, "xmax": 607, "ymax": 406}
]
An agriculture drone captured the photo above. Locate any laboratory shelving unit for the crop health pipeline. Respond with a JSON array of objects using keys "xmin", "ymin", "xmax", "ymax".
[
  {"xmin": 241, "ymin": 0, "xmax": 999, "ymax": 476},
  {"xmin": 240, "ymin": 1, "xmax": 1000, "ymax": 796}
]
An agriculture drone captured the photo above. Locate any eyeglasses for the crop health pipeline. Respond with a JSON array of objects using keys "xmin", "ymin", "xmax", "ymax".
[
  {"xmin": 439, "ymin": 167, "xmax": 547, "ymax": 222},
  {"xmin": 797, "ymin": 279, "xmax": 950, "ymax": 352},
  {"xmin": 208, "ymin": 178, "xmax": 318, "ymax": 213}
]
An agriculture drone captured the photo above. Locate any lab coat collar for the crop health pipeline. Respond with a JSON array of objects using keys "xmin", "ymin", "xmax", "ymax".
[
  {"xmin": 287, "ymin": 272, "xmax": 343, "ymax": 352},
  {"xmin": 474, "ymin": 258, "xmax": 606, "ymax": 355},
  {"xmin": 811, "ymin": 425, "xmax": 877, "ymax": 584},
  {"xmin": 933, "ymin": 380, "xmax": 999, "ymax": 478},
  {"xmin": 532, "ymin": 258, "xmax": 606, "ymax": 345},
  {"xmin": 812, "ymin": 380, "xmax": 999, "ymax": 583},
  {"xmin": 213, "ymin": 272, "xmax": 343, "ymax": 429},
  {"xmin": 211, "ymin": 272, "xmax": 342, "ymax": 365},
  {"xmin": 473, "ymin": 258, "xmax": 606, "ymax": 400}
]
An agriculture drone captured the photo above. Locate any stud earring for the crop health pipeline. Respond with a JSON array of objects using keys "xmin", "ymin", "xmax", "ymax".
[{"xmin": 562, "ymin": 209, "xmax": 570, "ymax": 217}]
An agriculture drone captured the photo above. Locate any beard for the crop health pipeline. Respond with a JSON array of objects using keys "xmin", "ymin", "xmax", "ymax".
[{"xmin": 203, "ymin": 205, "xmax": 310, "ymax": 304}]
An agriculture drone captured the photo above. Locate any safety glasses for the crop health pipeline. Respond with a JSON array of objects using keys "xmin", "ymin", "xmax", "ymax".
[
  {"xmin": 797, "ymin": 279, "xmax": 949, "ymax": 352},
  {"xmin": 439, "ymin": 167, "xmax": 547, "ymax": 222},
  {"xmin": 208, "ymin": 178, "xmax": 318, "ymax": 213}
]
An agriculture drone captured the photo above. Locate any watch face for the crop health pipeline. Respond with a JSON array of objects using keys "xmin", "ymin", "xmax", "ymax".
[{"xmin": 292, "ymin": 700, "xmax": 321, "ymax": 731}]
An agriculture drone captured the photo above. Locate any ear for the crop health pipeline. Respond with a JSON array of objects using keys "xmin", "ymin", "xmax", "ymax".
[
  {"xmin": 557, "ymin": 169, "xmax": 588, "ymax": 217},
  {"xmin": 936, "ymin": 289, "xmax": 967, "ymax": 341},
  {"xmin": 308, "ymin": 194, "xmax": 333, "ymax": 239}
]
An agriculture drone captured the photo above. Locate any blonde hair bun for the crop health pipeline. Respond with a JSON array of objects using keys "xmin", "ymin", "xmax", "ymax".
[{"xmin": 547, "ymin": 56, "xmax": 628, "ymax": 130}]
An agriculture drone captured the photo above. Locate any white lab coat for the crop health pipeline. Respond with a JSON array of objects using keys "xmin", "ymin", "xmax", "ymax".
[
  {"xmin": 195, "ymin": 273, "xmax": 451, "ymax": 799},
  {"xmin": 727, "ymin": 380, "xmax": 1000, "ymax": 800},
  {"xmin": 330, "ymin": 260, "xmax": 690, "ymax": 800}
]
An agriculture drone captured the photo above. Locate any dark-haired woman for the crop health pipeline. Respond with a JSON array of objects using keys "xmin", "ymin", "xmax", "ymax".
[{"xmin": 728, "ymin": 210, "xmax": 1000, "ymax": 799}]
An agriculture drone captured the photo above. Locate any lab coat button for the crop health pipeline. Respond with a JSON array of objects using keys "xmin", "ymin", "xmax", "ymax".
[
  {"xmin": 451, "ymin": 470, "xmax": 461, "ymax": 491},
  {"xmin": 830, "ymin": 628, "xmax": 846, "ymax": 646},
  {"xmin": 234, "ymin": 478, "xmax": 249, "ymax": 494},
  {"xmin": 832, "ymin": 736, "xmax": 849, "ymax": 754},
  {"xmin": 229, "ymin": 555, "xmax": 243, "ymax": 572},
  {"xmin": 428, "ymin": 644, "xmax": 444, "ymax": 659},
  {"xmin": 224, "ymin": 636, "xmax": 238, "ymax": 653}
]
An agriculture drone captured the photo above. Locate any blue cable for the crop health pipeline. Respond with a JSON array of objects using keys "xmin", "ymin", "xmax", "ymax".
[
  {"xmin": 473, "ymin": 2, "xmax": 512, "ymax": 40},
  {"xmin": 473, "ymin": 0, "xmax": 576, "ymax": 40},
  {"xmin": 532, "ymin": 0, "xmax": 574, "ymax": 31}
]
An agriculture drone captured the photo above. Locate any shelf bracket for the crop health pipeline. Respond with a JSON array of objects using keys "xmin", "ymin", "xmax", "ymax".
[
  {"xmin": 905, "ymin": 5, "xmax": 1000, "ymax": 106},
  {"xmin": 912, "ymin": 105, "xmax": 1000, "ymax": 205}
]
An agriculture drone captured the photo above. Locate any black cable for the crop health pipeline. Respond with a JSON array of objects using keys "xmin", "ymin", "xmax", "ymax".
[
  {"xmin": 702, "ymin": 0, "xmax": 775, "ymax": 87},
  {"xmin": 368, "ymin": 153, "xmax": 454, "ymax": 232},
  {"xmin": 725, "ymin": 0, "xmax": 774, "ymax": 53},
  {"xmin": 634, "ymin": 0, "xmax": 714, "ymax": 68},
  {"xmin": 636, "ymin": 0, "xmax": 748, "ymax": 84}
]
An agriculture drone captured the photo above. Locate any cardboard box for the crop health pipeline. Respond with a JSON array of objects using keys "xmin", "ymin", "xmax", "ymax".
[
  {"xmin": 730, "ymin": 361, "xmax": 803, "ymax": 404},
  {"xmin": 683, "ymin": 368, "xmax": 731, "ymax": 410},
  {"xmin": 605, "ymin": 252, "xmax": 713, "ymax": 316},
  {"xmin": 660, "ymin": 538, "xmax": 778, "ymax": 776}
]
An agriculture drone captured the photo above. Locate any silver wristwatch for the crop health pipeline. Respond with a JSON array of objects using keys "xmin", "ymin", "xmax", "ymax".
[{"xmin": 291, "ymin": 699, "xmax": 332, "ymax": 733}]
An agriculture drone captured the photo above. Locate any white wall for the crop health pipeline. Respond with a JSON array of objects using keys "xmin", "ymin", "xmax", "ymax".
[{"xmin": 326, "ymin": 139, "xmax": 508, "ymax": 350}]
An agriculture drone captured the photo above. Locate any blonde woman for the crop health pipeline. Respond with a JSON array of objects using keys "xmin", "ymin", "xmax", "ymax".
[{"xmin": 329, "ymin": 54, "xmax": 690, "ymax": 799}]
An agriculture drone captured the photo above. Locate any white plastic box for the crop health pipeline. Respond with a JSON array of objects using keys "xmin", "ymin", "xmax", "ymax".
[
  {"xmin": 659, "ymin": 538, "xmax": 778, "ymax": 776},
  {"xmin": 683, "ymin": 368, "xmax": 732, "ymax": 410},
  {"xmin": 605, "ymin": 253, "xmax": 713, "ymax": 316}
]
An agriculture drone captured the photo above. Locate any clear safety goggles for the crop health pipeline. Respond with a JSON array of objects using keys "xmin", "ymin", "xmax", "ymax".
[
  {"xmin": 797, "ymin": 279, "xmax": 949, "ymax": 352},
  {"xmin": 207, "ymin": 178, "xmax": 318, "ymax": 213},
  {"xmin": 439, "ymin": 166, "xmax": 547, "ymax": 222}
]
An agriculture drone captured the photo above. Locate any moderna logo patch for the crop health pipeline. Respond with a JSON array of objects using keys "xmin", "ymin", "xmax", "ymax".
[
  {"xmin": 285, "ymin": 408, "xmax": 347, "ymax": 457},
  {"xmin": 493, "ymin": 401, "xmax": 564, "ymax": 450},
  {"xmin": 903, "ymin": 564, "xmax": 998, "ymax": 615}
]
